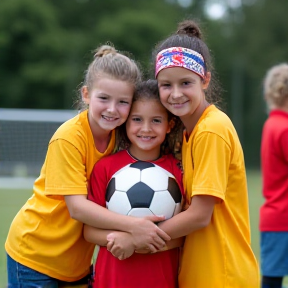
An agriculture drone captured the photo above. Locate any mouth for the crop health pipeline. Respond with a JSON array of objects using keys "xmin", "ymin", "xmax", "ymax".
[
  {"xmin": 137, "ymin": 136, "xmax": 155, "ymax": 141},
  {"xmin": 168, "ymin": 100, "xmax": 189, "ymax": 107},
  {"xmin": 102, "ymin": 115, "xmax": 119, "ymax": 121}
]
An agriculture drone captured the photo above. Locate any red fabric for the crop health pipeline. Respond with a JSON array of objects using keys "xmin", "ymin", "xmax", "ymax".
[
  {"xmin": 259, "ymin": 110, "xmax": 288, "ymax": 231},
  {"xmin": 88, "ymin": 150, "xmax": 183, "ymax": 288}
]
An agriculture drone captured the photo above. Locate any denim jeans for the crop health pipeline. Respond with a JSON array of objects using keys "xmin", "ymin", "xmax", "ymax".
[{"xmin": 6, "ymin": 254, "xmax": 91, "ymax": 288}]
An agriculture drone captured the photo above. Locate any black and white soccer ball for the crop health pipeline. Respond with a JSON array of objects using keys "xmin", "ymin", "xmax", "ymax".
[{"xmin": 106, "ymin": 161, "xmax": 182, "ymax": 219}]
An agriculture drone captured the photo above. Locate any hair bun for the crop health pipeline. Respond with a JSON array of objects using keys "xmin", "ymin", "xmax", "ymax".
[
  {"xmin": 176, "ymin": 20, "xmax": 202, "ymax": 39},
  {"xmin": 94, "ymin": 45, "xmax": 117, "ymax": 58}
]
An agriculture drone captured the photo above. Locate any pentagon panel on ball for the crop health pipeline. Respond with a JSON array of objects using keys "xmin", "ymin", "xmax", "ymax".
[{"xmin": 106, "ymin": 161, "xmax": 182, "ymax": 219}]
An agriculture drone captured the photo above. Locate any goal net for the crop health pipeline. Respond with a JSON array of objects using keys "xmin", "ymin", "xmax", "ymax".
[{"xmin": 0, "ymin": 108, "xmax": 78, "ymax": 179}]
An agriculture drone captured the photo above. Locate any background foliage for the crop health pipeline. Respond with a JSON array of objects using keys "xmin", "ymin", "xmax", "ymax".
[{"xmin": 1, "ymin": 0, "xmax": 288, "ymax": 168}]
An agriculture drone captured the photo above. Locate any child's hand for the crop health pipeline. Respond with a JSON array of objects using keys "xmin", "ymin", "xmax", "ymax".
[
  {"xmin": 106, "ymin": 231, "xmax": 134, "ymax": 260},
  {"xmin": 134, "ymin": 248, "xmax": 151, "ymax": 254},
  {"xmin": 129, "ymin": 216, "xmax": 170, "ymax": 252}
]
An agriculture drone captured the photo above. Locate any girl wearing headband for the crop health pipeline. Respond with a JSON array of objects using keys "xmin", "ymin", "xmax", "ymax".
[
  {"xmin": 107, "ymin": 20, "xmax": 260, "ymax": 288},
  {"xmin": 153, "ymin": 19, "xmax": 260, "ymax": 288}
]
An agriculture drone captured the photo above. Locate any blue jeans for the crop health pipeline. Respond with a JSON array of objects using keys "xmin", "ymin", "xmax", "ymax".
[{"xmin": 6, "ymin": 254, "xmax": 91, "ymax": 288}]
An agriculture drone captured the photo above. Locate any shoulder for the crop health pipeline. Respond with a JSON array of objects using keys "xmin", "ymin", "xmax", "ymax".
[
  {"xmin": 155, "ymin": 154, "xmax": 182, "ymax": 176},
  {"xmin": 96, "ymin": 150, "xmax": 126, "ymax": 166},
  {"xmin": 92, "ymin": 150, "xmax": 132, "ymax": 174},
  {"xmin": 196, "ymin": 105, "xmax": 239, "ymax": 146},
  {"xmin": 200, "ymin": 106, "xmax": 233, "ymax": 132},
  {"xmin": 50, "ymin": 110, "xmax": 90, "ymax": 144}
]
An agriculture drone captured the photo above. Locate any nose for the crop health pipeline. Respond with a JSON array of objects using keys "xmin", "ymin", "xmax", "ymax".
[
  {"xmin": 171, "ymin": 86, "xmax": 182, "ymax": 99},
  {"xmin": 107, "ymin": 102, "xmax": 116, "ymax": 113},
  {"xmin": 141, "ymin": 121, "xmax": 152, "ymax": 132}
]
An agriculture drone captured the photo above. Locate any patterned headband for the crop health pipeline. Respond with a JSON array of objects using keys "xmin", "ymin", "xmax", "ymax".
[{"xmin": 155, "ymin": 47, "xmax": 205, "ymax": 79}]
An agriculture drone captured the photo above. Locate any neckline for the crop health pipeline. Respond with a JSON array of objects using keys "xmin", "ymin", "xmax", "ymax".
[{"xmin": 126, "ymin": 149, "xmax": 162, "ymax": 162}]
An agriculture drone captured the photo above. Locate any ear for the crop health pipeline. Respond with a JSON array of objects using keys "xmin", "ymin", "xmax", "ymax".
[
  {"xmin": 202, "ymin": 72, "xmax": 211, "ymax": 90},
  {"xmin": 166, "ymin": 118, "xmax": 175, "ymax": 134},
  {"xmin": 81, "ymin": 86, "xmax": 90, "ymax": 105}
]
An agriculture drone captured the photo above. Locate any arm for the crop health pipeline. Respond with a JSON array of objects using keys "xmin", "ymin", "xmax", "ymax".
[
  {"xmin": 158, "ymin": 195, "xmax": 217, "ymax": 239},
  {"xmin": 47, "ymin": 140, "xmax": 170, "ymax": 250},
  {"xmin": 107, "ymin": 195, "xmax": 216, "ymax": 257},
  {"xmin": 83, "ymin": 224, "xmax": 138, "ymax": 260},
  {"xmin": 65, "ymin": 194, "xmax": 170, "ymax": 251},
  {"xmin": 83, "ymin": 224, "xmax": 112, "ymax": 246},
  {"xmin": 135, "ymin": 237, "xmax": 184, "ymax": 254}
]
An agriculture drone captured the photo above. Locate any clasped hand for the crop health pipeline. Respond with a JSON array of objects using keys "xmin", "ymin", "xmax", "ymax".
[{"xmin": 106, "ymin": 216, "xmax": 170, "ymax": 260}]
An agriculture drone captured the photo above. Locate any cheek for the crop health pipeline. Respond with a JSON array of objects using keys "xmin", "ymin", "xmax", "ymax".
[
  {"xmin": 120, "ymin": 105, "xmax": 132, "ymax": 118},
  {"xmin": 159, "ymin": 92, "xmax": 167, "ymax": 105}
]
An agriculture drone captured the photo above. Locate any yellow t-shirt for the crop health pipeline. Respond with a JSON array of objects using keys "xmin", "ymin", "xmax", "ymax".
[
  {"xmin": 179, "ymin": 105, "xmax": 259, "ymax": 288},
  {"xmin": 5, "ymin": 110, "xmax": 115, "ymax": 282}
]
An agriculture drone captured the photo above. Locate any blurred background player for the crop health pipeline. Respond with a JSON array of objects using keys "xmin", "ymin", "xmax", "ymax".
[{"xmin": 259, "ymin": 63, "xmax": 288, "ymax": 288}]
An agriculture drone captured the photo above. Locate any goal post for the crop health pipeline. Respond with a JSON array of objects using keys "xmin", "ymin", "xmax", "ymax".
[{"xmin": 0, "ymin": 108, "xmax": 78, "ymax": 178}]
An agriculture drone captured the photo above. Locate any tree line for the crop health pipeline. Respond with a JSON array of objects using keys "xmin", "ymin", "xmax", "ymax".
[{"xmin": 1, "ymin": 0, "xmax": 288, "ymax": 167}]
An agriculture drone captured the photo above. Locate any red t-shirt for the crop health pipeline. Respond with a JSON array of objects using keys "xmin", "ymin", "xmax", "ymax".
[
  {"xmin": 88, "ymin": 150, "xmax": 184, "ymax": 288},
  {"xmin": 259, "ymin": 110, "xmax": 288, "ymax": 231}
]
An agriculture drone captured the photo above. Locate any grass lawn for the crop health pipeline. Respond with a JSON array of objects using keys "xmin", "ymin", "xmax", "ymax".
[{"xmin": 0, "ymin": 171, "xmax": 286, "ymax": 286}]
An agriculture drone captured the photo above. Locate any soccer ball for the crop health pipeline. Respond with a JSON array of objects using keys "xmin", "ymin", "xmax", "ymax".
[{"xmin": 106, "ymin": 161, "xmax": 182, "ymax": 219}]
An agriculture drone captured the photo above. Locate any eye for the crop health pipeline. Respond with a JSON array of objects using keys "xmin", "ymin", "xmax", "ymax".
[
  {"xmin": 159, "ymin": 82, "xmax": 170, "ymax": 88},
  {"xmin": 131, "ymin": 117, "xmax": 141, "ymax": 122},
  {"xmin": 152, "ymin": 118, "xmax": 162, "ymax": 124},
  {"xmin": 98, "ymin": 96, "xmax": 108, "ymax": 100},
  {"xmin": 183, "ymin": 81, "xmax": 190, "ymax": 86},
  {"xmin": 119, "ymin": 100, "xmax": 130, "ymax": 105}
]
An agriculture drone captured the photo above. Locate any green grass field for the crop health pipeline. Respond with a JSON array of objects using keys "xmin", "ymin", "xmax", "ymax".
[{"xmin": 0, "ymin": 171, "xmax": 286, "ymax": 287}]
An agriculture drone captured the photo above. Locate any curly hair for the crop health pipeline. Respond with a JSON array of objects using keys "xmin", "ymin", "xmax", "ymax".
[{"xmin": 115, "ymin": 79, "xmax": 184, "ymax": 160}]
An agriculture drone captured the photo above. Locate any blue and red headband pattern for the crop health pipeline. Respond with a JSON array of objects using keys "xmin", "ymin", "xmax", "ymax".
[{"xmin": 155, "ymin": 47, "xmax": 205, "ymax": 79}]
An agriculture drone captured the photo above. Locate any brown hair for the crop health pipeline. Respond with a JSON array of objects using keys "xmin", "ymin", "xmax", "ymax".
[
  {"xmin": 116, "ymin": 79, "xmax": 183, "ymax": 160},
  {"xmin": 75, "ymin": 44, "xmax": 142, "ymax": 110},
  {"xmin": 263, "ymin": 63, "xmax": 288, "ymax": 111},
  {"xmin": 152, "ymin": 19, "xmax": 222, "ymax": 106}
]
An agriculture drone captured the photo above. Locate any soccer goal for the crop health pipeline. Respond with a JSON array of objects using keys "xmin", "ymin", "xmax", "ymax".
[{"xmin": 0, "ymin": 108, "xmax": 78, "ymax": 181}]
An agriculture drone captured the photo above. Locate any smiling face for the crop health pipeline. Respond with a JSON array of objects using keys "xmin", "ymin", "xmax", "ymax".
[
  {"xmin": 82, "ymin": 77, "xmax": 134, "ymax": 135},
  {"xmin": 126, "ymin": 99, "xmax": 171, "ymax": 161},
  {"xmin": 157, "ymin": 67, "xmax": 210, "ymax": 132}
]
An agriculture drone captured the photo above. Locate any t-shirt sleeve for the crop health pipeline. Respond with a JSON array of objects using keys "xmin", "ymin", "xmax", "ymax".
[
  {"xmin": 88, "ymin": 160, "xmax": 108, "ymax": 207},
  {"xmin": 192, "ymin": 132, "xmax": 231, "ymax": 200},
  {"xmin": 45, "ymin": 139, "xmax": 87, "ymax": 196}
]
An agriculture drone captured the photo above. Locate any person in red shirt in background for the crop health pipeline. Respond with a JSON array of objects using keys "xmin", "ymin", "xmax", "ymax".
[{"xmin": 259, "ymin": 63, "xmax": 288, "ymax": 288}]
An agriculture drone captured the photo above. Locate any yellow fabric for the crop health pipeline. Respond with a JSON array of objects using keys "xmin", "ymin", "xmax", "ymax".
[
  {"xmin": 179, "ymin": 105, "xmax": 260, "ymax": 288},
  {"xmin": 5, "ymin": 110, "xmax": 115, "ymax": 282}
]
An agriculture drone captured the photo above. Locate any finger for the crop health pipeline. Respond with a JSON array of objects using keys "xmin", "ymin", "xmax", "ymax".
[
  {"xmin": 106, "ymin": 233, "xmax": 115, "ymax": 242},
  {"xmin": 110, "ymin": 249, "xmax": 120, "ymax": 258},
  {"xmin": 147, "ymin": 244, "xmax": 157, "ymax": 253},
  {"xmin": 150, "ymin": 237, "xmax": 166, "ymax": 250},
  {"xmin": 106, "ymin": 240, "xmax": 114, "ymax": 251},
  {"xmin": 144, "ymin": 215, "xmax": 165, "ymax": 222},
  {"xmin": 155, "ymin": 227, "xmax": 171, "ymax": 241},
  {"xmin": 110, "ymin": 246, "xmax": 122, "ymax": 258}
]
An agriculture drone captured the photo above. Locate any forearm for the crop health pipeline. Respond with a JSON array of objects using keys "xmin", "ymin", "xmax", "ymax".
[
  {"xmin": 65, "ymin": 195, "xmax": 141, "ymax": 231},
  {"xmin": 158, "ymin": 195, "xmax": 216, "ymax": 239},
  {"xmin": 65, "ymin": 194, "xmax": 171, "ymax": 250},
  {"xmin": 166, "ymin": 237, "xmax": 184, "ymax": 250},
  {"xmin": 83, "ymin": 225, "xmax": 112, "ymax": 246},
  {"xmin": 158, "ymin": 212, "xmax": 206, "ymax": 239},
  {"xmin": 135, "ymin": 237, "xmax": 184, "ymax": 254}
]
